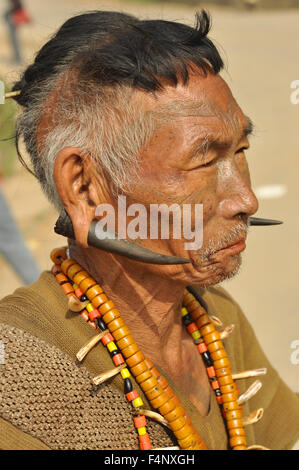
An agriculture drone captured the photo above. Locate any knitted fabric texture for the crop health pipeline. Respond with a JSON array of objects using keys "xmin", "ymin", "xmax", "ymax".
[{"xmin": 0, "ymin": 323, "xmax": 176, "ymax": 450}]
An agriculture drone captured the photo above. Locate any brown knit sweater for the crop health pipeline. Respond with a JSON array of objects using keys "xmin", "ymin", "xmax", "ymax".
[{"xmin": 0, "ymin": 271, "xmax": 298, "ymax": 450}]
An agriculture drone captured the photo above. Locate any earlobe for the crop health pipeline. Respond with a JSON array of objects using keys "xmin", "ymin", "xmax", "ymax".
[{"xmin": 53, "ymin": 146, "xmax": 100, "ymax": 247}]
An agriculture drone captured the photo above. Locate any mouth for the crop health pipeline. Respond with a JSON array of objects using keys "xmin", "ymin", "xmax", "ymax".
[{"xmin": 214, "ymin": 237, "xmax": 247, "ymax": 256}]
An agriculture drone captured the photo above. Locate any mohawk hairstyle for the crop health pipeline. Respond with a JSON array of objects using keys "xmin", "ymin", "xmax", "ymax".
[{"xmin": 12, "ymin": 10, "xmax": 223, "ymax": 209}]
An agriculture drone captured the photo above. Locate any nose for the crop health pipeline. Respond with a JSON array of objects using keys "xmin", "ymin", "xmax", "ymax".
[{"xmin": 217, "ymin": 160, "xmax": 259, "ymax": 221}]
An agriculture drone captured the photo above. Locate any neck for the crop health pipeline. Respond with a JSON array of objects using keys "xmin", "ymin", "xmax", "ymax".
[{"xmin": 69, "ymin": 241, "xmax": 211, "ymax": 415}]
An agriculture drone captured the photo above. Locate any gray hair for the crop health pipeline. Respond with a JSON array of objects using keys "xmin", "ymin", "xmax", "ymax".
[{"xmin": 15, "ymin": 71, "xmax": 157, "ymax": 211}]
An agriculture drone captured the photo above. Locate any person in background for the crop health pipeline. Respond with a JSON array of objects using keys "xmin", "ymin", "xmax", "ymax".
[{"xmin": 3, "ymin": 0, "xmax": 31, "ymax": 64}]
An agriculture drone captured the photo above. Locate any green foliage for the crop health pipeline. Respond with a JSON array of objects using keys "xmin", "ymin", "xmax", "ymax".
[{"xmin": 0, "ymin": 81, "xmax": 17, "ymax": 177}]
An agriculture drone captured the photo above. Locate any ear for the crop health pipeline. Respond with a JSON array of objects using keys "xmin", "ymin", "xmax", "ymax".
[{"xmin": 53, "ymin": 147, "xmax": 108, "ymax": 247}]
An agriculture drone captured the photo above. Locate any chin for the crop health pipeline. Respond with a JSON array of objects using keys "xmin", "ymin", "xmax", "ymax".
[{"xmin": 190, "ymin": 254, "xmax": 243, "ymax": 288}]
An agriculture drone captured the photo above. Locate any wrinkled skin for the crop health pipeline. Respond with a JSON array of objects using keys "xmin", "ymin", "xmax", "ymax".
[{"xmin": 53, "ymin": 69, "xmax": 258, "ymax": 416}]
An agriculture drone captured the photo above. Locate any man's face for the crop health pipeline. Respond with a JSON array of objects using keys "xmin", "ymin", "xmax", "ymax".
[{"xmin": 115, "ymin": 70, "xmax": 259, "ymax": 286}]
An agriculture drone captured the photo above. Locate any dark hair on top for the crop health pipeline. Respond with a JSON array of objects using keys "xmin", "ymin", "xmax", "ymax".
[
  {"xmin": 13, "ymin": 9, "xmax": 223, "ymax": 106},
  {"xmin": 12, "ymin": 10, "xmax": 224, "ymax": 210}
]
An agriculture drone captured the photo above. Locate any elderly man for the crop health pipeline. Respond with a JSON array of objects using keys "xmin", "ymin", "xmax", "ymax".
[{"xmin": 0, "ymin": 10, "xmax": 298, "ymax": 451}]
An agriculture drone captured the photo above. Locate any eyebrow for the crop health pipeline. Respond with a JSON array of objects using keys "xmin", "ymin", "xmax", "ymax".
[{"xmin": 188, "ymin": 115, "xmax": 255, "ymax": 161}]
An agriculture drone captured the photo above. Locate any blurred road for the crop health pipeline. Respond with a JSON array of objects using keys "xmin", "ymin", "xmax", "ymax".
[{"xmin": 0, "ymin": 0, "xmax": 298, "ymax": 391}]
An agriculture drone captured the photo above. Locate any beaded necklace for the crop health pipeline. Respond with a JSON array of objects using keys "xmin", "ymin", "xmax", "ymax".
[{"xmin": 51, "ymin": 246, "xmax": 249, "ymax": 450}]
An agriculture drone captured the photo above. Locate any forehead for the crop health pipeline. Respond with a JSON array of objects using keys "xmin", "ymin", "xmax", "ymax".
[{"xmin": 139, "ymin": 70, "xmax": 246, "ymax": 132}]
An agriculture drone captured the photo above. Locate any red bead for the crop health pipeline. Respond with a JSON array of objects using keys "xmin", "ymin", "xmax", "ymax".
[
  {"xmin": 101, "ymin": 333, "xmax": 114, "ymax": 346},
  {"xmin": 139, "ymin": 433, "xmax": 152, "ymax": 450},
  {"xmin": 186, "ymin": 322, "xmax": 198, "ymax": 334},
  {"xmin": 134, "ymin": 415, "xmax": 147, "ymax": 428},
  {"xmin": 126, "ymin": 390, "xmax": 139, "ymax": 402},
  {"xmin": 206, "ymin": 366, "xmax": 216, "ymax": 378},
  {"xmin": 89, "ymin": 308, "xmax": 101, "ymax": 322},
  {"xmin": 216, "ymin": 396, "xmax": 223, "ymax": 405},
  {"xmin": 75, "ymin": 287, "xmax": 84, "ymax": 299},
  {"xmin": 112, "ymin": 353, "xmax": 125, "ymax": 366},
  {"xmin": 211, "ymin": 380, "xmax": 220, "ymax": 390},
  {"xmin": 197, "ymin": 343, "xmax": 208, "ymax": 354}
]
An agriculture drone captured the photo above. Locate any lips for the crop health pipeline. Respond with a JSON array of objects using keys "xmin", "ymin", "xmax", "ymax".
[{"xmin": 216, "ymin": 238, "xmax": 246, "ymax": 255}]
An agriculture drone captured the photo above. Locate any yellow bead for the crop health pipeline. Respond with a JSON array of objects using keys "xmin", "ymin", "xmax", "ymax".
[
  {"xmin": 86, "ymin": 303, "xmax": 94, "ymax": 313},
  {"xmin": 121, "ymin": 368, "xmax": 131, "ymax": 379},
  {"xmin": 181, "ymin": 307, "xmax": 188, "ymax": 317},
  {"xmin": 191, "ymin": 330, "xmax": 201, "ymax": 340},
  {"xmin": 73, "ymin": 283, "xmax": 78, "ymax": 290},
  {"xmin": 107, "ymin": 342, "xmax": 117, "ymax": 353},
  {"xmin": 132, "ymin": 397, "xmax": 143, "ymax": 408},
  {"xmin": 137, "ymin": 427, "xmax": 147, "ymax": 436}
]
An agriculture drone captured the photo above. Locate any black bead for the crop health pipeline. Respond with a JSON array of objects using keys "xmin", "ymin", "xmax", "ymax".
[
  {"xmin": 215, "ymin": 389, "xmax": 221, "ymax": 396},
  {"xmin": 110, "ymin": 349, "xmax": 121, "ymax": 358},
  {"xmin": 96, "ymin": 318, "xmax": 106, "ymax": 331},
  {"xmin": 201, "ymin": 351, "xmax": 213, "ymax": 367},
  {"xmin": 124, "ymin": 378, "xmax": 133, "ymax": 394},
  {"xmin": 182, "ymin": 313, "xmax": 193, "ymax": 326},
  {"xmin": 80, "ymin": 294, "xmax": 88, "ymax": 302}
]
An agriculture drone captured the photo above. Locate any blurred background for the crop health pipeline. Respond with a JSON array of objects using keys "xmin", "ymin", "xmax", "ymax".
[{"xmin": 0, "ymin": 0, "xmax": 298, "ymax": 393}]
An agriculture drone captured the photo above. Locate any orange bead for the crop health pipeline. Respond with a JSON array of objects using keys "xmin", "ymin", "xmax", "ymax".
[
  {"xmin": 73, "ymin": 271, "xmax": 89, "ymax": 286},
  {"xmin": 229, "ymin": 436, "xmax": 247, "ymax": 448},
  {"xmin": 204, "ymin": 330, "xmax": 221, "ymax": 345},
  {"xmin": 222, "ymin": 391, "xmax": 239, "ymax": 403},
  {"xmin": 51, "ymin": 265, "xmax": 61, "ymax": 275},
  {"xmin": 158, "ymin": 398, "xmax": 176, "ymax": 415},
  {"xmin": 98, "ymin": 300, "xmax": 115, "ymax": 315},
  {"xmin": 228, "ymin": 427, "xmax": 245, "ymax": 437},
  {"xmin": 175, "ymin": 424, "xmax": 193, "ymax": 441},
  {"xmin": 60, "ymin": 258, "xmax": 76, "ymax": 274},
  {"xmin": 121, "ymin": 343, "xmax": 139, "ymax": 359},
  {"xmin": 150, "ymin": 366, "xmax": 161, "ymax": 379},
  {"xmin": 79, "ymin": 277, "xmax": 97, "ymax": 292},
  {"xmin": 131, "ymin": 360, "xmax": 148, "ymax": 377},
  {"xmin": 61, "ymin": 282, "xmax": 74, "ymax": 295},
  {"xmin": 211, "ymin": 380, "xmax": 220, "ymax": 390},
  {"xmin": 135, "ymin": 369, "xmax": 152, "ymax": 384},
  {"xmin": 150, "ymin": 392, "xmax": 170, "ymax": 410},
  {"xmin": 225, "ymin": 409, "xmax": 243, "ymax": 421},
  {"xmin": 177, "ymin": 433, "xmax": 199, "ymax": 450},
  {"xmin": 227, "ymin": 418, "xmax": 243, "ymax": 430},
  {"xmin": 186, "ymin": 300, "xmax": 199, "ymax": 313},
  {"xmin": 126, "ymin": 351, "xmax": 145, "ymax": 368},
  {"xmin": 200, "ymin": 323, "xmax": 215, "ymax": 336},
  {"xmin": 67, "ymin": 263, "xmax": 83, "ymax": 279},
  {"xmin": 223, "ymin": 401, "xmax": 240, "ymax": 412},
  {"xmin": 215, "ymin": 368, "xmax": 232, "ymax": 379},
  {"xmin": 116, "ymin": 335, "xmax": 134, "ymax": 350},
  {"xmin": 207, "ymin": 339, "xmax": 224, "ymax": 353},
  {"xmin": 218, "ymin": 374, "xmax": 234, "ymax": 386},
  {"xmin": 220, "ymin": 383, "xmax": 238, "ymax": 395},
  {"xmin": 80, "ymin": 310, "xmax": 89, "ymax": 322},
  {"xmin": 112, "ymin": 326, "xmax": 130, "ymax": 341},
  {"xmin": 102, "ymin": 308, "xmax": 121, "ymax": 324},
  {"xmin": 146, "ymin": 385, "xmax": 163, "ymax": 401},
  {"xmin": 164, "ymin": 406, "xmax": 185, "ymax": 422},
  {"xmin": 144, "ymin": 358, "xmax": 154, "ymax": 369},
  {"xmin": 86, "ymin": 284, "xmax": 103, "ymax": 300},
  {"xmin": 157, "ymin": 375, "xmax": 168, "ymax": 390},
  {"xmin": 140, "ymin": 376, "xmax": 158, "ymax": 392},
  {"xmin": 168, "ymin": 415, "xmax": 185, "ymax": 432},
  {"xmin": 108, "ymin": 318, "xmax": 125, "ymax": 333},
  {"xmin": 233, "ymin": 446, "xmax": 247, "ymax": 450},
  {"xmin": 196, "ymin": 314, "xmax": 210, "ymax": 328},
  {"xmin": 56, "ymin": 273, "xmax": 68, "ymax": 284},
  {"xmin": 50, "ymin": 247, "xmax": 67, "ymax": 264},
  {"xmin": 92, "ymin": 293, "xmax": 108, "ymax": 308},
  {"xmin": 182, "ymin": 292, "xmax": 194, "ymax": 306},
  {"xmin": 210, "ymin": 348, "xmax": 228, "ymax": 362},
  {"xmin": 214, "ymin": 357, "xmax": 231, "ymax": 370},
  {"xmin": 190, "ymin": 306, "xmax": 206, "ymax": 320},
  {"xmin": 164, "ymin": 385, "xmax": 175, "ymax": 399},
  {"xmin": 126, "ymin": 390, "xmax": 139, "ymax": 402}
]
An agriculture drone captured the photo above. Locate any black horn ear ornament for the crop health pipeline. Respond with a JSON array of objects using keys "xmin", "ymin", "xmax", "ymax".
[
  {"xmin": 54, "ymin": 209, "xmax": 191, "ymax": 265},
  {"xmin": 248, "ymin": 217, "xmax": 283, "ymax": 226}
]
